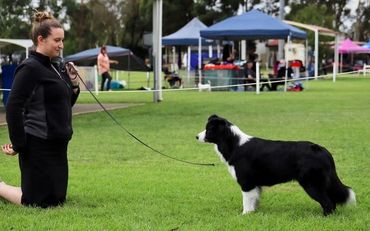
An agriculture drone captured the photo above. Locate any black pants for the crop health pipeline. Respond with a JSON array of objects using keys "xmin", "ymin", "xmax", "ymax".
[
  {"xmin": 19, "ymin": 134, "xmax": 69, "ymax": 208},
  {"xmin": 100, "ymin": 72, "xmax": 112, "ymax": 91}
]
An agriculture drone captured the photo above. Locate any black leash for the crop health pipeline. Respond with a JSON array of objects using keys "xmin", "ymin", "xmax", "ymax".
[{"xmin": 66, "ymin": 63, "xmax": 214, "ymax": 167}]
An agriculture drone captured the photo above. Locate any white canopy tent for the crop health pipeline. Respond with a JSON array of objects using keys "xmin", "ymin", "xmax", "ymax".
[
  {"xmin": 0, "ymin": 39, "xmax": 33, "ymax": 59},
  {"xmin": 283, "ymin": 21, "xmax": 340, "ymax": 80}
]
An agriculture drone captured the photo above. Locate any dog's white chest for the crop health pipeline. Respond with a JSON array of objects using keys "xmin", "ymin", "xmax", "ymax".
[
  {"xmin": 228, "ymin": 165, "xmax": 237, "ymax": 180},
  {"xmin": 214, "ymin": 145, "xmax": 237, "ymax": 181}
]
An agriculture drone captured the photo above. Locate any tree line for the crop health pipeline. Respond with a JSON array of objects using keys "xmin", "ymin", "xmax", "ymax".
[{"xmin": 0, "ymin": 0, "xmax": 369, "ymax": 59}]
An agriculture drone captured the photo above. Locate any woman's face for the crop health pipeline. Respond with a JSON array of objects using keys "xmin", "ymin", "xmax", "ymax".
[{"xmin": 37, "ymin": 27, "xmax": 64, "ymax": 58}]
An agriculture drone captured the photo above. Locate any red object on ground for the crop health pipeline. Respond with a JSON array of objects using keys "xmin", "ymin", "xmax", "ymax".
[{"xmin": 204, "ymin": 64, "xmax": 240, "ymax": 70}]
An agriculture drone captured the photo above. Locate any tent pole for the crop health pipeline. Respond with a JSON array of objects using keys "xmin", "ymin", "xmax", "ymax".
[
  {"xmin": 256, "ymin": 61, "xmax": 260, "ymax": 94},
  {"xmin": 284, "ymin": 35, "xmax": 291, "ymax": 92},
  {"xmin": 333, "ymin": 62, "xmax": 336, "ymax": 82},
  {"xmin": 217, "ymin": 44, "xmax": 221, "ymax": 59},
  {"xmin": 198, "ymin": 37, "xmax": 202, "ymax": 85},
  {"xmin": 94, "ymin": 65, "xmax": 99, "ymax": 95},
  {"xmin": 314, "ymin": 29, "xmax": 319, "ymax": 79},
  {"xmin": 187, "ymin": 46, "xmax": 191, "ymax": 83},
  {"xmin": 172, "ymin": 46, "xmax": 176, "ymax": 71},
  {"xmin": 305, "ymin": 39, "xmax": 309, "ymax": 89},
  {"xmin": 128, "ymin": 52, "xmax": 131, "ymax": 88},
  {"xmin": 334, "ymin": 35, "xmax": 339, "ymax": 76}
]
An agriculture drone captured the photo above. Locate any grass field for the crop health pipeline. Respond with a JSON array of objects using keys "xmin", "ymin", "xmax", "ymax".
[{"xmin": 0, "ymin": 75, "xmax": 369, "ymax": 230}]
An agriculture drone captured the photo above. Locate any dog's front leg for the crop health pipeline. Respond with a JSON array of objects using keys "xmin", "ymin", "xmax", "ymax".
[{"xmin": 242, "ymin": 187, "xmax": 260, "ymax": 214}]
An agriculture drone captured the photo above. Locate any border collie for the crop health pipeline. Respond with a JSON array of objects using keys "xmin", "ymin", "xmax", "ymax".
[{"xmin": 196, "ymin": 115, "xmax": 356, "ymax": 216}]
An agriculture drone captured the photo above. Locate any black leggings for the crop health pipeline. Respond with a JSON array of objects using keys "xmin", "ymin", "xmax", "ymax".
[
  {"xmin": 19, "ymin": 134, "xmax": 69, "ymax": 208},
  {"xmin": 101, "ymin": 72, "xmax": 112, "ymax": 91}
]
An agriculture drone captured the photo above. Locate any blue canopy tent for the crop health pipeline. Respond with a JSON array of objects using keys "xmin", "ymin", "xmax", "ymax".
[
  {"xmin": 162, "ymin": 17, "xmax": 216, "ymax": 76},
  {"xmin": 162, "ymin": 17, "xmax": 212, "ymax": 46},
  {"xmin": 65, "ymin": 45, "xmax": 149, "ymax": 92},
  {"xmin": 362, "ymin": 41, "xmax": 370, "ymax": 49},
  {"xmin": 200, "ymin": 9, "xmax": 307, "ymax": 40},
  {"xmin": 199, "ymin": 9, "xmax": 307, "ymax": 93},
  {"xmin": 65, "ymin": 45, "xmax": 149, "ymax": 72}
]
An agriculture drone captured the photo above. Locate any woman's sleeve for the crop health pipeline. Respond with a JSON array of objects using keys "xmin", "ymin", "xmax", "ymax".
[{"xmin": 5, "ymin": 64, "xmax": 38, "ymax": 153}]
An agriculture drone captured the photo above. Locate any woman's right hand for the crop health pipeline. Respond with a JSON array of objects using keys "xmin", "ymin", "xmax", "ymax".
[{"xmin": 1, "ymin": 144, "xmax": 18, "ymax": 156}]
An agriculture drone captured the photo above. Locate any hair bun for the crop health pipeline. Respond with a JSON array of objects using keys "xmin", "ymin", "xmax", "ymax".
[{"xmin": 34, "ymin": 11, "xmax": 54, "ymax": 23}]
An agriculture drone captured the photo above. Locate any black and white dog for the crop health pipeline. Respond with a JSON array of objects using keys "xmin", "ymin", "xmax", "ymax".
[{"xmin": 196, "ymin": 115, "xmax": 356, "ymax": 216}]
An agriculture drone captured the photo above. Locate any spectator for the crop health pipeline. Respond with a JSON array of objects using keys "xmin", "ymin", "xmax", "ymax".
[
  {"xmin": 97, "ymin": 45, "xmax": 118, "ymax": 91},
  {"xmin": 277, "ymin": 60, "xmax": 293, "ymax": 78},
  {"xmin": 243, "ymin": 61, "xmax": 256, "ymax": 91}
]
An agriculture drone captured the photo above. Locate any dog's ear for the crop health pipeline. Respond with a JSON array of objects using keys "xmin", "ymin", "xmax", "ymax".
[{"xmin": 208, "ymin": 114, "xmax": 219, "ymax": 121}]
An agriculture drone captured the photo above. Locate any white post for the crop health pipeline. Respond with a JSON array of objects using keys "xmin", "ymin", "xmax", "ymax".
[
  {"xmin": 172, "ymin": 46, "xmax": 176, "ymax": 71},
  {"xmin": 217, "ymin": 44, "xmax": 221, "ymax": 59},
  {"xmin": 314, "ymin": 29, "xmax": 319, "ymax": 79},
  {"xmin": 187, "ymin": 46, "xmax": 191, "ymax": 80},
  {"xmin": 278, "ymin": 0, "xmax": 285, "ymax": 61},
  {"xmin": 209, "ymin": 45, "xmax": 212, "ymax": 58},
  {"xmin": 305, "ymin": 39, "xmax": 309, "ymax": 76},
  {"xmin": 334, "ymin": 35, "xmax": 339, "ymax": 76},
  {"xmin": 284, "ymin": 35, "xmax": 291, "ymax": 92},
  {"xmin": 152, "ymin": 0, "xmax": 163, "ymax": 102},
  {"xmin": 198, "ymin": 36, "xmax": 202, "ymax": 85},
  {"xmin": 94, "ymin": 65, "xmax": 99, "ymax": 95},
  {"xmin": 241, "ymin": 40, "xmax": 246, "ymax": 60},
  {"xmin": 363, "ymin": 64, "xmax": 368, "ymax": 76},
  {"xmin": 256, "ymin": 61, "xmax": 260, "ymax": 95},
  {"xmin": 333, "ymin": 62, "xmax": 336, "ymax": 82}
]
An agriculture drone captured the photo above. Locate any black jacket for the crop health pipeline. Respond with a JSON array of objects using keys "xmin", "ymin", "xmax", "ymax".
[{"xmin": 6, "ymin": 51, "xmax": 80, "ymax": 153}]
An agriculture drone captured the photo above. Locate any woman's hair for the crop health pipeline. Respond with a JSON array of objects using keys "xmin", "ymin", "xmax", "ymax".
[
  {"xmin": 100, "ymin": 45, "xmax": 107, "ymax": 54},
  {"xmin": 31, "ymin": 11, "xmax": 62, "ymax": 45}
]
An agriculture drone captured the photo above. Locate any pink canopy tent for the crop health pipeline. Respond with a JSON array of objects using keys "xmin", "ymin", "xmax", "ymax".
[
  {"xmin": 338, "ymin": 39, "xmax": 370, "ymax": 53},
  {"xmin": 335, "ymin": 39, "xmax": 370, "ymax": 72}
]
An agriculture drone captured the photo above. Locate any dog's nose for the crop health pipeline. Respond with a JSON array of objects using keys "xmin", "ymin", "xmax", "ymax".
[{"xmin": 195, "ymin": 135, "xmax": 199, "ymax": 140}]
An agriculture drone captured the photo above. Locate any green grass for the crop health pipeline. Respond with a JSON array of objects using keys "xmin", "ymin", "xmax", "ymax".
[{"xmin": 1, "ymin": 75, "xmax": 370, "ymax": 230}]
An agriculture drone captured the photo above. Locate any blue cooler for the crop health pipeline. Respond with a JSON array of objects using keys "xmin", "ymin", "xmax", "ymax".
[{"xmin": 2, "ymin": 64, "xmax": 17, "ymax": 106}]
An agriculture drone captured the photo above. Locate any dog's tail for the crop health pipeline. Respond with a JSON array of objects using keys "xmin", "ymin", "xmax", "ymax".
[{"xmin": 327, "ymin": 171, "xmax": 356, "ymax": 205}]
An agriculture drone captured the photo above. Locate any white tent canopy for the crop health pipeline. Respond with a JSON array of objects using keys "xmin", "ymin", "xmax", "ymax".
[
  {"xmin": 283, "ymin": 21, "xmax": 340, "ymax": 78},
  {"xmin": 0, "ymin": 39, "xmax": 33, "ymax": 58}
]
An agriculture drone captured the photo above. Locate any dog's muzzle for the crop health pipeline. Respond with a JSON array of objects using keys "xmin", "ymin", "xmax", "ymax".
[{"xmin": 196, "ymin": 130, "xmax": 206, "ymax": 142}]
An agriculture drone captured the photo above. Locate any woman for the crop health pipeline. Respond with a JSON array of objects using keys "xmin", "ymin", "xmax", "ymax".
[
  {"xmin": 0, "ymin": 11, "xmax": 80, "ymax": 208},
  {"xmin": 97, "ymin": 45, "xmax": 118, "ymax": 91}
]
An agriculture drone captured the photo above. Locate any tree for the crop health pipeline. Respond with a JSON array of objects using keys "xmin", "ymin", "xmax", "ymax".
[
  {"xmin": 0, "ymin": 0, "xmax": 32, "ymax": 39},
  {"xmin": 289, "ymin": 0, "xmax": 350, "ymax": 31},
  {"xmin": 286, "ymin": 4, "xmax": 335, "ymax": 61},
  {"xmin": 350, "ymin": 1, "xmax": 370, "ymax": 41},
  {"xmin": 62, "ymin": 0, "xmax": 122, "ymax": 55},
  {"xmin": 0, "ymin": 0, "xmax": 33, "ymax": 59}
]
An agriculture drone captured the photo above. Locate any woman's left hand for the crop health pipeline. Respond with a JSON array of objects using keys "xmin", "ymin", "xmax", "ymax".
[
  {"xmin": 66, "ymin": 62, "xmax": 79, "ymax": 87},
  {"xmin": 1, "ymin": 144, "xmax": 18, "ymax": 156}
]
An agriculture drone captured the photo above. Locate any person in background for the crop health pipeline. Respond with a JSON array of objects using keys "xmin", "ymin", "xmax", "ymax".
[
  {"xmin": 277, "ymin": 60, "xmax": 293, "ymax": 78},
  {"xmin": 97, "ymin": 45, "xmax": 118, "ymax": 91},
  {"xmin": 243, "ymin": 61, "xmax": 256, "ymax": 91},
  {"xmin": 1, "ymin": 11, "xmax": 80, "ymax": 208}
]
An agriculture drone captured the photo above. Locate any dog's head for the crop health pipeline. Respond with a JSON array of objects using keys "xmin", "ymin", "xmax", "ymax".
[{"xmin": 196, "ymin": 114, "xmax": 232, "ymax": 144}]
